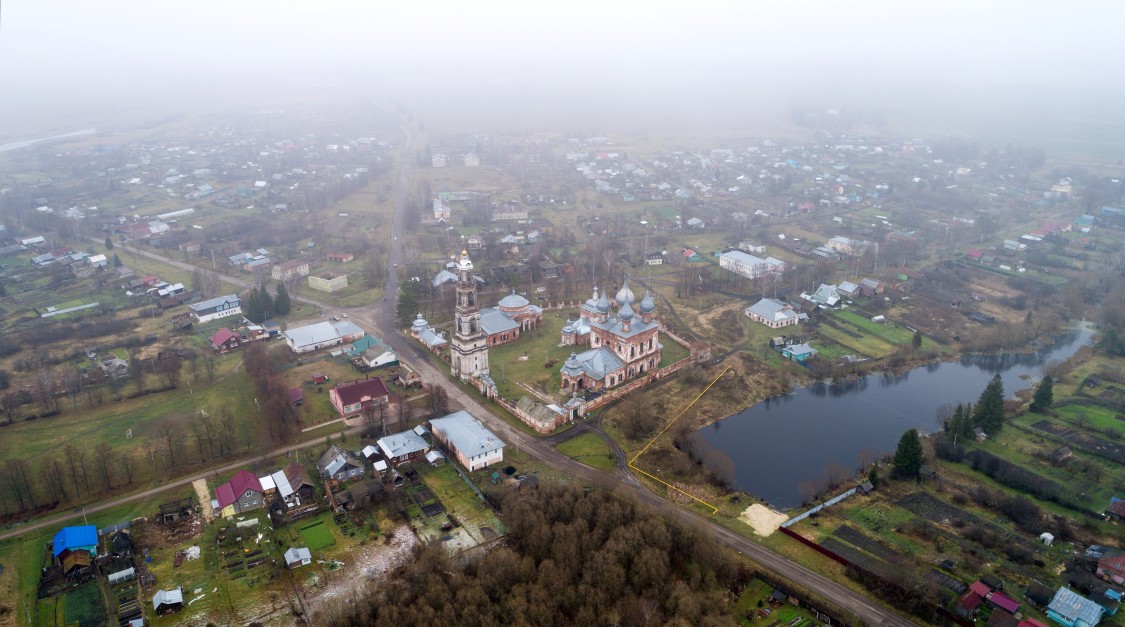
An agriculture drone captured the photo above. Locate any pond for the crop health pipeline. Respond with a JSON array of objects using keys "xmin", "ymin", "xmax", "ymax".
[{"xmin": 699, "ymin": 327, "xmax": 1093, "ymax": 510}]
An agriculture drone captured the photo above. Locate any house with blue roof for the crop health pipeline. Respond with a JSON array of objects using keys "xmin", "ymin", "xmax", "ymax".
[
  {"xmin": 1048, "ymin": 587, "xmax": 1104, "ymax": 627},
  {"xmin": 53, "ymin": 525, "xmax": 98, "ymax": 559}
]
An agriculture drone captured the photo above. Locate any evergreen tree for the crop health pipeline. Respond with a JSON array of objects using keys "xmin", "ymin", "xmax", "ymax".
[
  {"xmin": 259, "ymin": 283, "xmax": 274, "ymax": 320},
  {"xmin": 396, "ymin": 279, "xmax": 419, "ymax": 328},
  {"xmin": 274, "ymin": 282, "xmax": 291, "ymax": 315},
  {"xmin": 112, "ymin": 254, "xmax": 122, "ymax": 268},
  {"xmin": 947, "ymin": 403, "xmax": 972, "ymax": 441},
  {"xmin": 244, "ymin": 288, "xmax": 264, "ymax": 323},
  {"xmin": 973, "ymin": 374, "xmax": 1005, "ymax": 434},
  {"xmin": 867, "ymin": 465, "xmax": 879, "ymax": 488},
  {"xmin": 104, "ymin": 236, "xmax": 114, "ymax": 250},
  {"xmin": 1031, "ymin": 375, "xmax": 1054, "ymax": 412},
  {"xmin": 912, "ymin": 331, "xmax": 923, "ymax": 350},
  {"xmin": 893, "ymin": 428, "xmax": 924, "ymax": 479}
]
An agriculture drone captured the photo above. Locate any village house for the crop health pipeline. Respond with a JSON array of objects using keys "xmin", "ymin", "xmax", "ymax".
[
  {"xmin": 326, "ymin": 251, "xmax": 354, "ymax": 263},
  {"xmin": 348, "ymin": 335, "xmax": 398, "ymax": 369},
  {"xmin": 745, "ymin": 298, "xmax": 802, "ymax": 328},
  {"xmin": 209, "ymin": 328, "xmax": 242, "ymax": 353},
  {"xmin": 377, "ymin": 429, "xmax": 430, "ymax": 465},
  {"xmin": 782, "ymin": 343, "xmax": 818, "ymax": 362},
  {"xmin": 187, "ymin": 294, "xmax": 242, "ymax": 323},
  {"xmin": 272, "ymin": 259, "xmax": 310, "ymax": 281},
  {"xmin": 308, "ymin": 271, "xmax": 348, "ymax": 292},
  {"xmin": 463, "ymin": 153, "xmax": 480, "ymax": 167},
  {"xmin": 317, "ymin": 445, "xmax": 366, "ymax": 482},
  {"xmin": 429, "ymin": 410, "xmax": 505, "ymax": 471},
  {"xmin": 432, "ymin": 153, "xmax": 447, "ymax": 168},
  {"xmin": 53, "ymin": 525, "xmax": 98, "ymax": 562},
  {"xmin": 1047, "ymin": 587, "xmax": 1104, "ymax": 627},
  {"xmin": 214, "ymin": 470, "xmax": 264, "ymax": 518},
  {"xmin": 101, "ymin": 356, "xmax": 129, "ymax": 379},
  {"xmin": 328, "ymin": 377, "xmax": 390, "ymax": 417}
]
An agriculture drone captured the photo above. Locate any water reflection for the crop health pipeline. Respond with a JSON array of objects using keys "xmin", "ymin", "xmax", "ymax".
[{"xmin": 699, "ymin": 328, "xmax": 1091, "ymax": 510}]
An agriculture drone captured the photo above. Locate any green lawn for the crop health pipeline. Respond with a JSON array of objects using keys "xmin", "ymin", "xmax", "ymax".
[
  {"xmin": 299, "ymin": 521, "xmax": 336, "ymax": 551},
  {"xmin": 556, "ymin": 432, "xmax": 615, "ymax": 471},
  {"xmin": 488, "ymin": 311, "xmax": 579, "ymax": 400},
  {"xmin": 815, "ymin": 323, "xmax": 896, "ymax": 358},
  {"xmin": 1054, "ymin": 403, "xmax": 1124, "ymax": 436},
  {"xmin": 63, "ymin": 582, "xmax": 105, "ymax": 627}
]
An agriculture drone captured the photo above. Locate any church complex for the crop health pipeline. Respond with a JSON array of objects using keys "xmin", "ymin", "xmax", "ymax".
[{"xmin": 440, "ymin": 249, "xmax": 663, "ymax": 401}]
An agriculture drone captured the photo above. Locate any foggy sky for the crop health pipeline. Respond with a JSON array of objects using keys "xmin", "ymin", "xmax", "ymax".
[{"xmin": 1, "ymin": 1, "xmax": 1123, "ymax": 140}]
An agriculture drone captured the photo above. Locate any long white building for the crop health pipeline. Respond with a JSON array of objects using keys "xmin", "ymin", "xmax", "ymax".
[{"xmin": 719, "ymin": 250, "xmax": 785, "ymax": 279}]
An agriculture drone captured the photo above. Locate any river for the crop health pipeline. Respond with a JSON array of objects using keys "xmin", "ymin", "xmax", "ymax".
[
  {"xmin": 699, "ymin": 327, "xmax": 1093, "ymax": 510},
  {"xmin": 0, "ymin": 128, "xmax": 97, "ymax": 153}
]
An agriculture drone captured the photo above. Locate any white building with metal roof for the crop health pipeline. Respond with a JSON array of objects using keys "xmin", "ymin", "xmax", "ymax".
[{"xmin": 429, "ymin": 410, "xmax": 505, "ymax": 471}]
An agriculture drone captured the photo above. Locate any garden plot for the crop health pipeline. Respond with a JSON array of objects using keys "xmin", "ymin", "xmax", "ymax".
[
  {"xmin": 818, "ymin": 536, "xmax": 902, "ymax": 581},
  {"xmin": 299, "ymin": 521, "xmax": 337, "ymax": 551},
  {"xmin": 831, "ymin": 526, "xmax": 903, "ymax": 563},
  {"xmin": 1031, "ymin": 418, "xmax": 1125, "ymax": 464},
  {"xmin": 897, "ymin": 493, "xmax": 1040, "ymax": 555}
]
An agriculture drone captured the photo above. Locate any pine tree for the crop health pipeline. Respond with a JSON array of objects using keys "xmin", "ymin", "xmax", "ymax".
[
  {"xmin": 112, "ymin": 254, "xmax": 122, "ymax": 268},
  {"xmin": 274, "ymin": 282, "xmax": 291, "ymax": 315},
  {"xmin": 397, "ymin": 279, "xmax": 419, "ymax": 328},
  {"xmin": 1031, "ymin": 375, "xmax": 1054, "ymax": 412},
  {"xmin": 104, "ymin": 236, "xmax": 114, "ymax": 250},
  {"xmin": 259, "ymin": 283, "xmax": 274, "ymax": 320},
  {"xmin": 973, "ymin": 374, "xmax": 1005, "ymax": 434},
  {"xmin": 244, "ymin": 288, "xmax": 263, "ymax": 323},
  {"xmin": 893, "ymin": 428, "xmax": 924, "ymax": 479},
  {"xmin": 947, "ymin": 403, "xmax": 972, "ymax": 441},
  {"xmin": 912, "ymin": 331, "xmax": 923, "ymax": 350},
  {"xmin": 867, "ymin": 466, "xmax": 879, "ymax": 488}
]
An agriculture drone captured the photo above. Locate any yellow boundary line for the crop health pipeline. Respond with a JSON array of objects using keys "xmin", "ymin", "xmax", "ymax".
[{"xmin": 628, "ymin": 365, "xmax": 732, "ymax": 515}]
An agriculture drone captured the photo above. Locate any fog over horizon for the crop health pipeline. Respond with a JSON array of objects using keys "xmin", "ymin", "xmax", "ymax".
[{"xmin": 2, "ymin": 1, "xmax": 1123, "ymax": 151}]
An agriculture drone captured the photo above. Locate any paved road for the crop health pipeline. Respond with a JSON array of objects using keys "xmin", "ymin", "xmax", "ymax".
[{"xmin": 81, "ymin": 123, "xmax": 912, "ymax": 626}]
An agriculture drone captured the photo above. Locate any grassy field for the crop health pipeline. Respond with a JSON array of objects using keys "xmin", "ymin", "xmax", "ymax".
[
  {"xmin": 488, "ymin": 311, "xmax": 578, "ymax": 400},
  {"xmin": 1053, "ymin": 403, "xmax": 1124, "ymax": 436},
  {"xmin": 0, "ymin": 355, "xmax": 254, "ymax": 463},
  {"xmin": 556, "ymin": 432, "xmax": 615, "ymax": 471},
  {"xmin": 299, "ymin": 521, "xmax": 336, "ymax": 551}
]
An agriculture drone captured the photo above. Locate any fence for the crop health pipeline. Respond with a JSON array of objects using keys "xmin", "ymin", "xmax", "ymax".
[{"xmin": 781, "ymin": 487, "xmax": 858, "ymax": 528}]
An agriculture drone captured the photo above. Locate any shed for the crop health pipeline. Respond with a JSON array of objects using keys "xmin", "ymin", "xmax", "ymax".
[
  {"xmin": 153, "ymin": 587, "xmax": 184, "ymax": 614},
  {"xmin": 284, "ymin": 546, "xmax": 312, "ymax": 568},
  {"xmin": 425, "ymin": 450, "xmax": 446, "ymax": 467},
  {"xmin": 1040, "ymin": 532, "xmax": 1055, "ymax": 546}
]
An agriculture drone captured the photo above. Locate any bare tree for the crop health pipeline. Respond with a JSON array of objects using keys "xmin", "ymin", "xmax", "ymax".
[
  {"xmin": 157, "ymin": 352, "xmax": 182, "ymax": 388},
  {"xmin": 95, "ymin": 442, "xmax": 115, "ymax": 489},
  {"xmin": 85, "ymin": 382, "xmax": 105, "ymax": 406},
  {"xmin": 395, "ymin": 397, "xmax": 412, "ymax": 432},
  {"xmin": 63, "ymin": 444, "xmax": 90, "ymax": 492},
  {"xmin": 119, "ymin": 450, "xmax": 137, "ymax": 485},
  {"xmin": 40, "ymin": 458, "xmax": 68, "ymax": 504},
  {"xmin": 129, "ymin": 350, "xmax": 145, "ymax": 394},
  {"xmin": 203, "ymin": 351, "xmax": 217, "ymax": 381},
  {"xmin": 32, "ymin": 367, "xmax": 59, "ymax": 413},
  {"xmin": 4, "ymin": 459, "xmax": 36, "ymax": 511},
  {"xmin": 156, "ymin": 418, "xmax": 180, "ymax": 469},
  {"xmin": 0, "ymin": 393, "xmax": 20, "ymax": 425}
]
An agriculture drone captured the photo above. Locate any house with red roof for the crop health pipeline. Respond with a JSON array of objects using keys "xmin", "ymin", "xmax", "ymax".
[
  {"xmin": 328, "ymin": 377, "xmax": 390, "ymax": 417},
  {"xmin": 960, "ymin": 590, "xmax": 984, "ymax": 617},
  {"xmin": 1098, "ymin": 553, "xmax": 1125, "ymax": 585},
  {"xmin": 209, "ymin": 328, "xmax": 242, "ymax": 353},
  {"xmin": 966, "ymin": 248, "xmax": 984, "ymax": 261},
  {"xmin": 214, "ymin": 470, "xmax": 264, "ymax": 518}
]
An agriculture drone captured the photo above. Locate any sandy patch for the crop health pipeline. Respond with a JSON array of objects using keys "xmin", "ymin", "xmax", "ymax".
[
  {"xmin": 740, "ymin": 504, "xmax": 789, "ymax": 537},
  {"xmin": 192, "ymin": 478, "xmax": 215, "ymax": 522}
]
